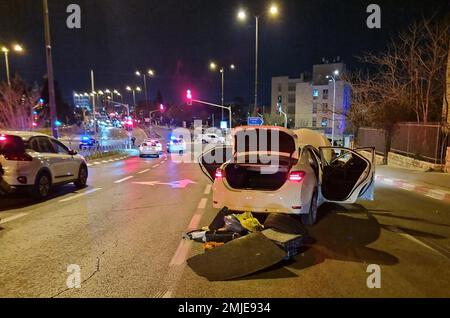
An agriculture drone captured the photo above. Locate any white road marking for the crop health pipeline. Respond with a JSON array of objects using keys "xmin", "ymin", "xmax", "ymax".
[
  {"xmin": 197, "ymin": 198, "xmax": 207, "ymax": 209},
  {"xmin": 387, "ymin": 225, "xmax": 447, "ymax": 258},
  {"xmin": 187, "ymin": 214, "xmax": 202, "ymax": 230},
  {"xmin": 152, "ymin": 164, "xmax": 160, "ymax": 168},
  {"xmin": 0, "ymin": 213, "xmax": 28, "ymax": 225},
  {"xmin": 169, "ymin": 240, "xmax": 192, "ymax": 266},
  {"xmin": 101, "ymin": 160, "xmax": 108, "ymax": 163},
  {"xmin": 383, "ymin": 178, "xmax": 394, "ymax": 185},
  {"xmin": 138, "ymin": 169, "xmax": 150, "ymax": 174},
  {"xmin": 93, "ymin": 162, "xmax": 101, "ymax": 165},
  {"xmin": 59, "ymin": 188, "xmax": 102, "ymax": 203},
  {"xmin": 204, "ymin": 184, "xmax": 212, "ymax": 195},
  {"xmin": 114, "ymin": 176, "xmax": 134, "ymax": 184},
  {"xmin": 87, "ymin": 164, "xmax": 93, "ymax": 167}
]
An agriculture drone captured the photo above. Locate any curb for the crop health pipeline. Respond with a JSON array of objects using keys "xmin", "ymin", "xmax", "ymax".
[
  {"xmin": 375, "ymin": 175, "xmax": 450, "ymax": 203},
  {"xmin": 86, "ymin": 154, "xmax": 130, "ymax": 167}
]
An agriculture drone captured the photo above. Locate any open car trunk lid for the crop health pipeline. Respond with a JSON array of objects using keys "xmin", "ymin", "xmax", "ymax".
[{"xmin": 232, "ymin": 126, "xmax": 297, "ymax": 161}]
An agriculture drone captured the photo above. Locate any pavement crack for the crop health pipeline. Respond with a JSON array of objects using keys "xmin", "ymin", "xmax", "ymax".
[{"xmin": 51, "ymin": 248, "xmax": 109, "ymax": 298}]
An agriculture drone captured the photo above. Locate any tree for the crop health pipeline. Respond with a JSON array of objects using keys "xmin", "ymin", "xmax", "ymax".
[
  {"xmin": 41, "ymin": 77, "xmax": 75, "ymax": 125},
  {"xmin": 0, "ymin": 77, "xmax": 40, "ymax": 130},
  {"xmin": 346, "ymin": 15, "xmax": 449, "ymax": 163}
]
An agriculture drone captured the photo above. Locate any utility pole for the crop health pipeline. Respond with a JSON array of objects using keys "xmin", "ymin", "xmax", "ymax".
[
  {"xmin": 90, "ymin": 70, "xmax": 97, "ymax": 136},
  {"xmin": 43, "ymin": 0, "xmax": 58, "ymax": 138}
]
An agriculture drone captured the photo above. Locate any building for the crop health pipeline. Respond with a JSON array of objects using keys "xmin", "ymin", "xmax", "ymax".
[
  {"xmin": 295, "ymin": 79, "xmax": 351, "ymax": 143},
  {"xmin": 271, "ymin": 75, "xmax": 306, "ymax": 127}
]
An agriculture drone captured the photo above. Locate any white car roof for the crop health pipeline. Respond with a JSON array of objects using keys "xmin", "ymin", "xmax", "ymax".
[{"xmin": 0, "ymin": 130, "xmax": 51, "ymax": 141}]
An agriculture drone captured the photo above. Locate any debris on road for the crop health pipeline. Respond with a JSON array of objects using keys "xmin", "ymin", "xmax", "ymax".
[
  {"xmin": 184, "ymin": 208, "xmax": 307, "ymax": 281},
  {"xmin": 187, "ymin": 232, "xmax": 287, "ymax": 281}
]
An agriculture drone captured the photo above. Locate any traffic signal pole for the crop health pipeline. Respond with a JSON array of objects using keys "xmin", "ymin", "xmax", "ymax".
[
  {"xmin": 191, "ymin": 99, "xmax": 232, "ymax": 130},
  {"xmin": 43, "ymin": 0, "xmax": 58, "ymax": 138}
]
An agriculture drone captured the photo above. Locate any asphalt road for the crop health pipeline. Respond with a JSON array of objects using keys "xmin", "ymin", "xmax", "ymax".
[{"xmin": 0, "ymin": 132, "xmax": 449, "ymax": 297}]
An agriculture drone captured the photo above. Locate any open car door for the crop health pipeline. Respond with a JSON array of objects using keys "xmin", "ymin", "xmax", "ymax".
[
  {"xmin": 319, "ymin": 147, "xmax": 375, "ymax": 203},
  {"xmin": 198, "ymin": 146, "xmax": 232, "ymax": 182}
]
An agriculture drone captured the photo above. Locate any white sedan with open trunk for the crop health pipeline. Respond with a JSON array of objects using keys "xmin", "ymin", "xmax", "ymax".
[{"xmin": 199, "ymin": 126, "xmax": 375, "ymax": 225}]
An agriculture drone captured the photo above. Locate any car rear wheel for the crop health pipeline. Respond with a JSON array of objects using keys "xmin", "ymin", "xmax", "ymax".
[
  {"xmin": 301, "ymin": 189, "xmax": 318, "ymax": 225},
  {"xmin": 34, "ymin": 172, "xmax": 51, "ymax": 199},
  {"xmin": 74, "ymin": 165, "xmax": 88, "ymax": 188}
]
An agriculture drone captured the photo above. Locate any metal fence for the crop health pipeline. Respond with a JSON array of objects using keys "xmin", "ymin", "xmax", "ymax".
[
  {"xmin": 356, "ymin": 123, "xmax": 449, "ymax": 164},
  {"xmin": 78, "ymin": 143, "xmax": 127, "ymax": 159}
]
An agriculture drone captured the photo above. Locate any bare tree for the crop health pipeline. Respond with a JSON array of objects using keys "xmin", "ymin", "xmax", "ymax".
[{"xmin": 0, "ymin": 77, "xmax": 40, "ymax": 130}]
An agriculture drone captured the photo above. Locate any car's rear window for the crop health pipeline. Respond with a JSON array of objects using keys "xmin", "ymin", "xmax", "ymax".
[{"xmin": 0, "ymin": 135, "xmax": 26, "ymax": 154}]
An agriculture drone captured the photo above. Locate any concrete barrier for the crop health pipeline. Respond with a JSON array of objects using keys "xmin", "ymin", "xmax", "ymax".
[
  {"xmin": 446, "ymin": 147, "xmax": 450, "ymax": 173},
  {"xmin": 388, "ymin": 152, "xmax": 445, "ymax": 171}
]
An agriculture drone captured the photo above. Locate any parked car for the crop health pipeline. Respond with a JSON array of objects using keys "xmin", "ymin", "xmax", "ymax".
[
  {"xmin": 0, "ymin": 131, "xmax": 88, "ymax": 199},
  {"xmin": 139, "ymin": 142, "xmax": 160, "ymax": 158},
  {"xmin": 167, "ymin": 137, "xmax": 186, "ymax": 154},
  {"xmin": 199, "ymin": 126, "xmax": 375, "ymax": 225},
  {"xmin": 196, "ymin": 133, "xmax": 225, "ymax": 144},
  {"xmin": 79, "ymin": 135, "xmax": 98, "ymax": 150},
  {"xmin": 144, "ymin": 139, "xmax": 163, "ymax": 154}
]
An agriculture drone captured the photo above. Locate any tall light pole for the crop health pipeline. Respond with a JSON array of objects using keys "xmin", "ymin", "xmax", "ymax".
[
  {"xmin": 126, "ymin": 86, "xmax": 141, "ymax": 110},
  {"xmin": 135, "ymin": 69, "xmax": 155, "ymax": 110},
  {"xmin": 209, "ymin": 62, "xmax": 236, "ymax": 122},
  {"xmin": 1, "ymin": 44, "xmax": 23, "ymax": 87},
  {"xmin": 42, "ymin": 0, "xmax": 58, "ymax": 138},
  {"xmin": 326, "ymin": 70, "xmax": 339, "ymax": 146},
  {"xmin": 238, "ymin": 4, "xmax": 279, "ymax": 114}
]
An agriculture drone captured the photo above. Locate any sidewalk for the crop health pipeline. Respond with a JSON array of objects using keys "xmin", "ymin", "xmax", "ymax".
[{"xmin": 375, "ymin": 165, "xmax": 450, "ymax": 203}]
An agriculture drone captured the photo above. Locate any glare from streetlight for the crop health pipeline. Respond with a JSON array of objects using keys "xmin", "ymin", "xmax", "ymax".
[
  {"xmin": 13, "ymin": 44, "xmax": 23, "ymax": 52},
  {"xmin": 237, "ymin": 9, "xmax": 247, "ymax": 21},
  {"xmin": 1, "ymin": 47, "xmax": 8, "ymax": 53},
  {"xmin": 334, "ymin": 70, "xmax": 340, "ymax": 76},
  {"xmin": 148, "ymin": 69, "xmax": 155, "ymax": 76},
  {"xmin": 98, "ymin": 90, "xmax": 104, "ymax": 95},
  {"xmin": 105, "ymin": 89, "xmax": 111, "ymax": 94},
  {"xmin": 135, "ymin": 71, "xmax": 141, "ymax": 76},
  {"xmin": 136, "ymin": 87, "xmax": 142, "ymax": 92},
  {"xmin": 209, "ymin": 62, "xmax": 217, "ymax": 70},
  {"xmin": 269, "ymin": 4, "xmax": 279, "ymax": 16},
  {"xmin": 230, "ymin": 64, "xmax": 236, "ymax": 70},
  {"xmin": 126, "ymin": 86, "xmax": 132, "ymax": 91}
]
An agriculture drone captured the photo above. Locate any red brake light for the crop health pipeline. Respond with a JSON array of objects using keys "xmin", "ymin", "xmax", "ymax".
[
  {"xmin": 289, "ymin": 171, "xmax": 305, "ymax": 182},
  {"xmin": 215, "ymin": 168, "xmax": 224, "ymax": 179},
  {"xmin": 0, "ymin": 135, "xmax": 6, "ymax": 141}
]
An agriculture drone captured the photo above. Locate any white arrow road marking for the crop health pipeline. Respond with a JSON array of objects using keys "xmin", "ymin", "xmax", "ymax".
[
  {"xmin": 114, "ymin": 176, "xmax": 134, "ymax": 184},
  {"xmin": 133, "ymin": 179, "xmax": 196, "ymax": 189},
  {"xmin": 59, "ymin": 188, "xmax": 102, "ymax": 202},
  {"xmin": 0, "ymin": 213, "xmax": 28, "ymax": 225}
]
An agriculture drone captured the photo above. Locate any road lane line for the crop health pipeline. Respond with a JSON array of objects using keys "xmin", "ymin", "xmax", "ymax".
[
  {"xmin": 204, "ymin": 184, "xmax": 212, "ymax": 195},
  {"xmin": 138, "ymin": 169, "xmax": 150, "ymax": 174},
  {"xmin": 152, "ymin": 164, "xmax": 160, "ymax": 168},
  {"xmin": 59, "ymin": 188, "xmax": 102, "ymax": 202},
  {"xmin": 197, "ymin": 198, "xmax": 207, "ymax": 209},
  {"xmin": 114, "ymin": 176, "xmax": 134, "ymax": 184},
  {"xmin": 0, "ymin": 213, "xmax": 28, "ymax": 225},
  {"xmin": 387, "ymin": 225, "xmax": 447, "ymax": 258},
  {"xmin": 187, "ymin": 214, "xmax": 202, "ymax": 230},
  {"xmin": 169, "ymin": 240, "xmax": 192, "ymax": 266}
]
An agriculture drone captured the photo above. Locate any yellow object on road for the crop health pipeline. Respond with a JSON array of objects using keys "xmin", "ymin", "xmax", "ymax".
[{"xmin": 235, "ymin": 212, "xmax": 264, "ymax": 233}]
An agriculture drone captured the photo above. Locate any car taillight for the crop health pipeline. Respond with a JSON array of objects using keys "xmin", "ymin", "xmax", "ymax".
[
  {"xmin": 0, "ymin": 135, "xmax": 7, "ymax": 141},
  {"xmin": 3, "ymin": 153, "xmax": 33, "ymax": 161},
  {"xmin": 215, "ymin": 168, "xmax": 224, "ymax": 179},
  {"xmin": 288, "ymin": 171, "xmax": 305, "ymax": 182}
]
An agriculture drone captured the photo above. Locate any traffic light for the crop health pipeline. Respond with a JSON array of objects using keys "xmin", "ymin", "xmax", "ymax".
[{"xmin": 186, "ymin": 89, "xmax": 192, "ymax": 105}]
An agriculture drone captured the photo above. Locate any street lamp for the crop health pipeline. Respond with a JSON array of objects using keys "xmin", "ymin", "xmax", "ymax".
[
  {"xmin": 209, "ymin": 61, "xmax": 236, "ymax": 121},
  {"xmin": 1, "ymin": 44, "xmax": 24, "ymax": 86},
  {"xmin": 326, "ymin": 70, "xmax": 340, "ymax": 145},
  {"xmin": 237, "ymin": 4, "xmax": 279, "ymax": 113},
  {"xmin": 135, "ymin": 68, "xmax": 155, "ymax": 110},
  {"xmin": 126, "ymin": 86, "xmax": 141, "ymax": 108}
]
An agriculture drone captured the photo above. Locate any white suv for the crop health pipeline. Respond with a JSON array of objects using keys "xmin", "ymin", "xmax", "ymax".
[{"xmin": 0, "ymin": 131, "xmax": 88, "ymax": 199}]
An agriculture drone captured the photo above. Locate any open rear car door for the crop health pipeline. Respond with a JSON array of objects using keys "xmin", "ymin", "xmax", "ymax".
[
  {"xmin": 198, "ymin": 146, "xmax": 232, "ymax": 182},
  {"xmin": 319, "ymin": 147, "xmax": 375, "ymax": 203}
]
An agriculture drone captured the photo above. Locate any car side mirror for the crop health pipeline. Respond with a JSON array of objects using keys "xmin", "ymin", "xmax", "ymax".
[{"xmin": 68, "ymin": 149, "xmax": 77, "ymax": 156}]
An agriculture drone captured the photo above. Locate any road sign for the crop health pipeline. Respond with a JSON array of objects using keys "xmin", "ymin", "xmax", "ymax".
[
  {"xmin": 247, "ymin": 117, "xmax": 264, "ymax": 126},
  {"xmin": 220, "ymin": 121, "xmax": 228, "ymax": 129}
]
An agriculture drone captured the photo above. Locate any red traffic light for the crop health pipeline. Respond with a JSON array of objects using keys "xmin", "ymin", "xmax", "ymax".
[{"xmin": 186, "ymin": 89, "xmax": 192, "ymax": 105}]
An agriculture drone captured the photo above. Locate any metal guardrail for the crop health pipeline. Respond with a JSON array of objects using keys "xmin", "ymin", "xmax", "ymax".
[{"xmin": 78, "ymin": 143, "xmax": 128, "ymax": 159}]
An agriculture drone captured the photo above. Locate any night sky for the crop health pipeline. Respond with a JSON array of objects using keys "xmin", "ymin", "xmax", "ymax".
[{"xmin": 0, "ymin": 0, "xmax": 448, "ymax": 107}]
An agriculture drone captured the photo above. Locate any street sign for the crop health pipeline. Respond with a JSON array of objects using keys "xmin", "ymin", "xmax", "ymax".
[
  {"xmin": 220, "ymin": 121, "xmax": 228, "ymax": 129},
  {"xmin": 247, "ymin": 117, "xmax": 264, "ymax": 126}
]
